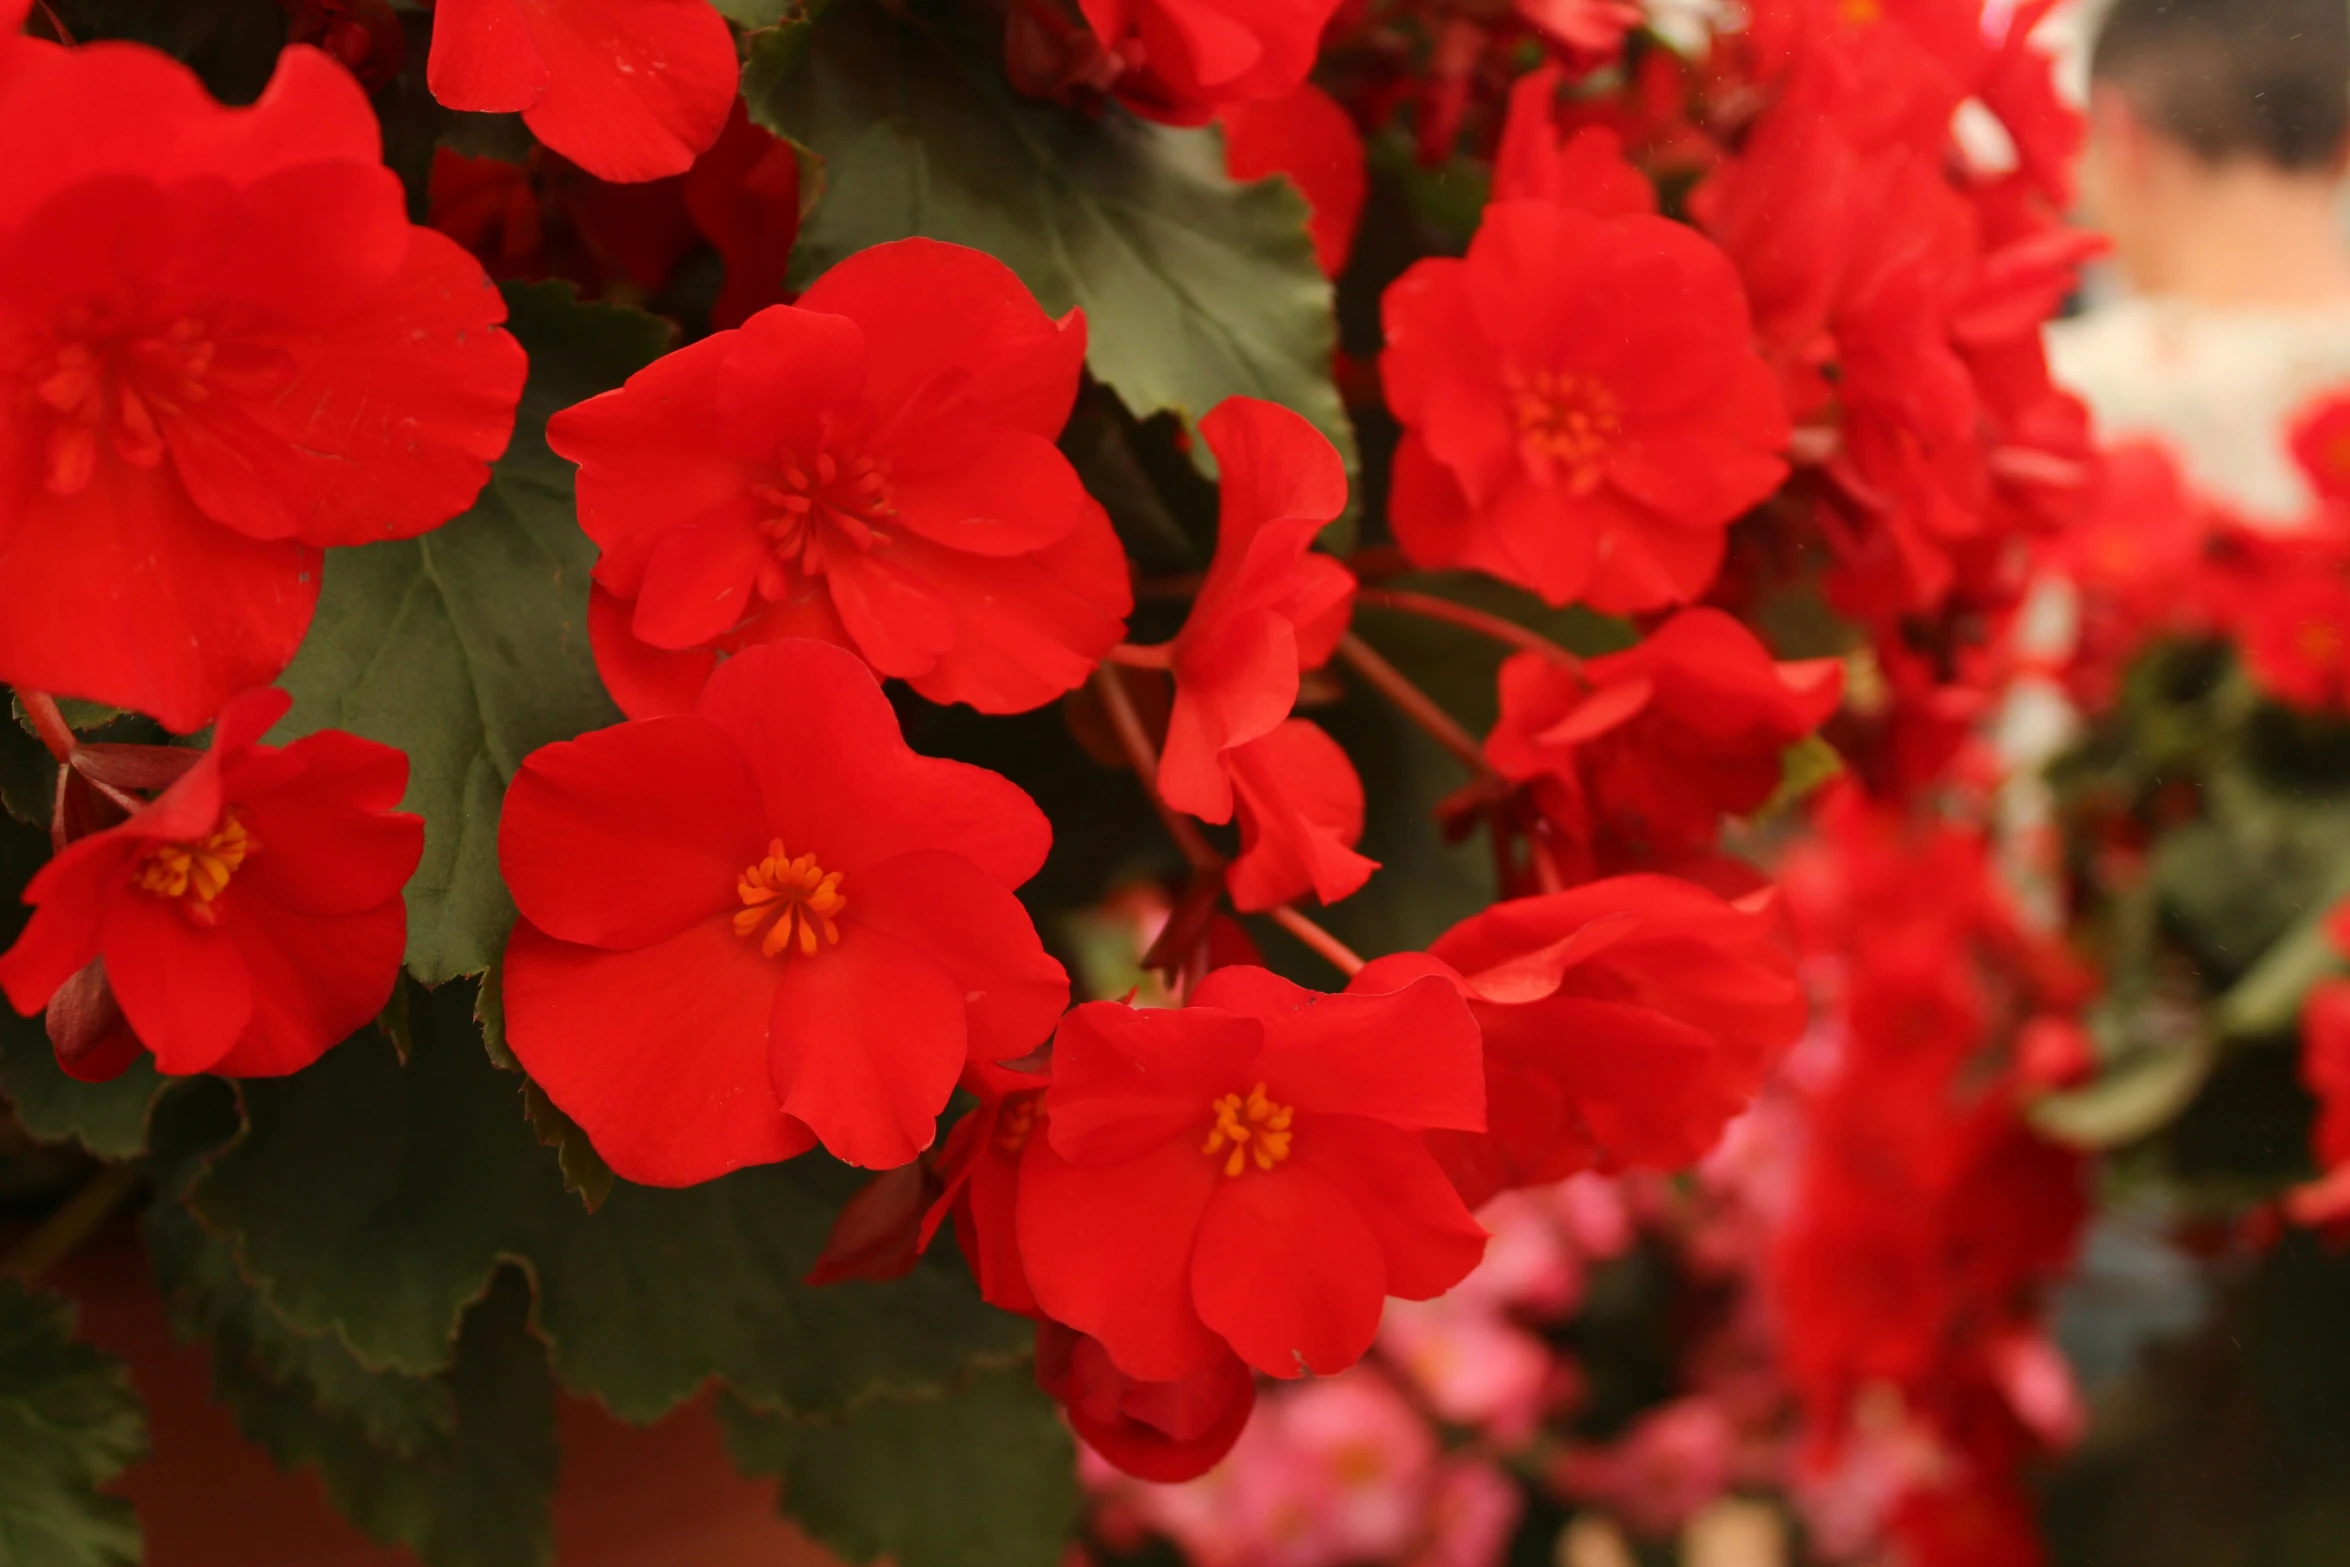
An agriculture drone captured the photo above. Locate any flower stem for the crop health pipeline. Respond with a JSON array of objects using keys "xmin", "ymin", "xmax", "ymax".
[
  {"xmin": 15, "ymin": 690, "xmax": 76, "ymax": 765},
  {"xmin": 1268, "ymin": 904, "xmax": 1365, "ymax": 977},
  {"xmin": 1105, "ymin": 641, "xmax": 1175, "ymax": 669},
  {"xmin": 0, "ymin": 1164, "xmax": 140, "ymax": 1284},
  {"xmin": 1356, "ymin": 586, "xmax": 1584, "ymax": 670},
  {"xmin": 1337, "ymin": 633, "xmax": 1491, "ymax": 774},
  {"xmin": 1090, "ymin": 665, "xmax": 1224, "ymax": 873}
]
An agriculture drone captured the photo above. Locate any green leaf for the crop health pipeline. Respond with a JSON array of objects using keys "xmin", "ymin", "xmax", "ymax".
[
  {"xmin": 273, "ymin": 284, "xmax": 673, "ymax": 983},
  {"xmin": 0, "ymin": 1282, "xmax": 147, "ymax": 1567},
  {"xmin": 212, "ymin": 1269, "xmax": 557, "ymax": 1567},
  {"xmin": 189, "ymin": 978, "xmax": 1029, "ymax": 1418},
  {"xmin": 747, "ymin": 0, "xmax": 1355, "ymax": 482},
  {"xmin": 1757, "ymin": 732, "xmax": 1845, "ymax": 821},
  {"xmin": 521, "ymin": 1079, "xmax": 615, "ymax": 1215},
  {"xmin": 2029, "ymin": 1027, "xmax": 2218, "ymax": 1150},
  {"xmin": 718, "ymin": 1366, "xmax": 1080, "ymax": 1567}
]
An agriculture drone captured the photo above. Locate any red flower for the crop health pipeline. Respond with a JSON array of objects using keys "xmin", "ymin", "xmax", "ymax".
[
  {"xmin": 0, "ymin": 43, "xmax": 525, "ymax": 732},
  {"xmin": 1382, "ymin": 201, "xmax": 1788, "ymax": 613},
  {"xmin": 497, "ymin": 639, "xmax": 1070, "ymax": 1181},
  {"xmin": 2240, "ymin": 571, "xmax": 2350, "ymax": 714},
  {"xmin": 1225, "ymin": 718, "xmax": 1376, "ymax": 911},
  {"xmin": 1158, "ymin": 397, "xmax": 1355, "ymax": 821},
  {"xmin": 0, "ymin": 688, "xmax": 423, "ymax": 1081},
  {"xmin": 1351, "ymin": 877, "xmax": 1806, "ymax": 1210},
  {"xmin": 549, "ymin": 238, "xmax": 1130, "ymax": 719},
  {"xmin": 683, "ymin": 99, "xmax": 803, "ymax": 330},
  {"xmin": 426, "ymin": 0, "xmax": 737, "ymax": 184},
  {"xmin": 921, "ymin": 1061, "xmax": 1048, "ymax": 1315},
  {"xmin": 1076, "ymin": 0, "xmax": 1343, "ymax": 125},
  {"xmin": 2290, "ymin": 387, "xmax": 2350, "ymax": 510},
  {"xmin": 1484, "ymin": 608, "xmax": 1842, "ymax": 875},
  {"xmin": 1019, "ymin": 966, "xmax": 1487, "ymax": 1380},
  {"xmin": 1493, "ymin": 66, "xmax": 1656, "ymax": 218},
  {"xmin": 1035, "ymin": 1318, "xmax": 1257, "ymax": 1483},
  {"xmin": 1220, "ymin": 84, "xmax": 1367, "ymax": 279}
]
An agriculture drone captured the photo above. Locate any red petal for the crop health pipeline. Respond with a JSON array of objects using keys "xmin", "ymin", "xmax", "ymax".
[
  {"xmin": 101, "ymin": 893, "xmax": 252, "ymax": 1075},
  {"xmin": 1190, "ymin": 1164, "xmax": 1384, "ymax": 1377},
  {"xmin": 1233, "ymin": 972, "xmax": 1485, "ymax": 1132},
  {"xmin": 503, "ymin": 914, "xmax": 807, "ymax": 1186},
  {"xmin": 847, "ymin": 850, "xmax": 1068, "ymax": 1066},
  {"xmin": 767, "ymin": 925, "xmax": 966, "ymax": 1169},
  {"xmin": 228, "ymin": 731, "xmax": 422, "ymax": 918},
  {"xmin": 888, "ymin": 427, "xmax": 1088, "ymax": 557},
  {"xmin": 587, "ymin": 583, "xmax": 720, "ymax": 718},
  {"xmin": 1225, "ymin": 718, "xmax": 1376, "ymax": 912},
  {"xmin": 210, "ymin": 895, "xmax": 407, "ymax": 1077},
  {"xmin": 0, "ymin": 836, "xmax": 139, "ymax": 1018},
  {"xmin": 1288, "ymin": 1114, "xmax": 1485, "ymax": 1299},
  {"xmin": 510, "ymin": 0, "xmax": 738, "ymax": 183},
  {"xmin": 427, "ymin": 0, "xmax": 550, "ymax": 113},
  {"xmin": 1044, "ymin": 999, "xmax": 1261, "ymax": 1165}
]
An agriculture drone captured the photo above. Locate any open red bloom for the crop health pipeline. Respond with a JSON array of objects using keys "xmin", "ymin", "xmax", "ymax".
[
  {"xmin": 1035, "ymin": 1318, "xmax": 1257, "ymax": 1483},
  {"xmin": 0, "ymin": 42, "xmax": 524, "ymax": 732},
  {"xmin": 0, "ymin": 688, "xmax": 423, "ymax": 1081},
  {"xmin": 550, "ymin": 238, "xmax": 1129, "ymax": 719},
  {"xmin": 1158, "ymin": 397, "xmax": 1355, "ymax": 822},
  {"xmin": 1020, "ymin": 966, "xmax": 1486, "ymax": 1381},
  {"xmin": 1352, "ymin": 877, "xmax": 1806, "ymax": 1210},
  {"xmin": 497, "ymin": 639, "xmax": 1069, "ymax": 1181},
  {"xmin": 426, "ymin": 0, "xmax": 737, "ymax": 184},
  {"xmin": 1485, "ymin": 609, "xmax": 1843, "ymax": 875},
  {"xmin": 1077, "ymin": 0, "xmax": 1342, "ymax": 125},
  {"xmin": 1220, "ymin": 84, "xmax": 1366, "ymax": 279},
  {"xmin": 1382, "ymin": 200, "xmax": 1788, "ymax": 613},
  {"xmin": 1224, "ymin": 718, "xmax": 1375, "ymax": 911}
]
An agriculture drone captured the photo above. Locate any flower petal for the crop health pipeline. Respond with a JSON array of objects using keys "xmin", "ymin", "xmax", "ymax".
[
  {"xmin": 847, "ymin": 850, "xmax": 1068, "ymax": 1066},
  {"xmin": 101, "ymin": 892, "xmax": 252, "ymax": 1075},
  {"xmin": 767, "ymin": 923, "xmax": 966, "ymax": 1169},
  {"xmin": 1190, "ymin": 1163, "xmax": 1385, "ymax": 1377}
]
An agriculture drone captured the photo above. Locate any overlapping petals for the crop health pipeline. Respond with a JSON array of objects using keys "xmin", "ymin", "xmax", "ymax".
[
  {"xmin": 0, "ymin": 42, "xmax": 525, "ymax": 731},
  {"xmin": 497, "ymin": 639, "xmax": 1069, "ymax": 1182},
  {"xmin": 0, "ymin": 688, "xmax": 423, "ymax": 1081},
  {"xmin": 1078, "ymin": 0, "xmax": 1343, "ymax": 124}
]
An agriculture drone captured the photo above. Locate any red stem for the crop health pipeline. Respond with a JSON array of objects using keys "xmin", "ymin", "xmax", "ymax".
[
  {"xmin": 1336, "ymin": 633, "xmax": 1491, "ymax": 775},
  {"xmin": 16, "ymin": 690, "xmax": 76, "ymax": 765},
  {"xmin": 1356, "ymin": 586, "xmax": 1584, "ymax": 671},
  {"xmin": 1268, "ymin": 904, "xmax": 1365, "ymax": 978},
  {"xmin": 1090, "ymin": 665, "xmax": 1224, "ymax": 873},
  {"xmin": 1105, "ymin": 641, "xmax": 1175, "ymax": 670}
]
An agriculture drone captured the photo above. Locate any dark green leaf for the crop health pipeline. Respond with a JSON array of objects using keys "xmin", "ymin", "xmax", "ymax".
[
  {"xmin": 0, "ymin": 1282, "xmax": 147, "ymax": 1567},
  {"xmin": 521, "ymin": 1080, "xmax": 614, "ymax": 1215},
  {"xmin": 719, "ymin": 1365, "xmax": 1080, "ymax": 1567},
  {"xmin": 272, "ymin": 285, "xmax": 671, "ymax": 982},
  {"xmin": 748, "ymin": 0, "xmax": 1354, "ymax": 480},
  {"xmin": 213, "ymin": 1269, "xmax": 556, "ymax": 1567},
  {"xmin": 190, "ymin": 979, "xmax": 1029, "ymax": 1418}
]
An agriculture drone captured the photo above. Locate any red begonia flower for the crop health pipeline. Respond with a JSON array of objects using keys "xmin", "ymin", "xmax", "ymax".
[
  {"xmin": 1077, "ymin": 0, "xmax": 1343, "ymax": 125},
  {"xmin": 0, "ymin": 688, "xmax": 423, "ymax": 1081},
  {"xmin": 1158, "ymin": 397, "xmax": 1355, "ymax": 822},
  {"xmin": 497, "ymin": 639, "xmax": 1070, "ymax": 1181},
  {"xmin": 549, "ymin": 238, "xmax": 1130, "ymax": 719},
  {"xmin": 426, "ymin": 0, "xmax": 737, "ymax": 184},
  {"xmin": 1352, "ymin": 876, "xmax": 1805, "ymax": 1210},
  {"xmin": 2241, "ymin": 572, "xmax": 2350, "ymax": 714},
  {"xmin": 1225, "ymin": 718, "xmax": 1376, "ymax": 912},
  {"xmin": 1382, "ymin": 200, "xmax": 1788, "ymax": 613},
  {"xmin": 1020, "ymin": 966, "xmax": 1487, "ymax": 1381},
  {"xmin": 1485, "ymin": 609, "xmax": 1843, "ymax": 874},
  {"xmin": 0, "ymin": 42, "xmax": 525, "ymax": 733},
  {"xmin": 682, "ymin": 98, "xmax": 803, "ymax": 330},
  {"xmin": 1220, "ymin": 84, "xmax": 1366, "ymax": 279},
  {"xmin": 1035, "ymin": 1318, "xmax": 1257, "ymax": 1483},
  {"xmin": 1493, "ymin": 64, "xmax": 1655, "ymax": 218},
  {"xmin": 919, "ymin": 1060, "xmax": 1047, "ymax": 1315}
]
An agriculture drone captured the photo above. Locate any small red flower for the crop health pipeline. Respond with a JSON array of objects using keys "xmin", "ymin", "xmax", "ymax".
[
  {"xmin": 497, "ymin": 639, "xmax": 1070, "ymax": 1181},
  {"xmin": 0, "ymin": 42, "xmax": 526, "ymax": 732},
  {"xmin": 1158, "ymin": 397, "xmax": 1355, "ymax": 822},
  {"xmin": 1382, "ymin": 200, "xmax": 1788, "ymax": 613},
  {"xmin": 1220, "ymin": 83, "xmax": 1367, "ymax": 279},
  {"xmin": 550, "ymin": 238, "xmax": 1130, "ymax": 719},
  {"xmin": 1225, "ymin": 717, "xmax": 1376, "ymax": 911},
  {"xmin": 0, "ymin": 688, "xmax": 424, "ymax": 1081},
  {"xmin": 2240, "ymin": 571, "xmax": 2350, "ymax": 713},
  {"xmin": 1019, "ymin": 966, "xmax": 1486, "ymax": 1381},
  {"xmin": 1484, "ymin": 609, "xmax": 1843, "ymax": 875},
  {"xmin": 1076, "ymin": 0, "xmax": 1343, "ymax": 125},
  {"xmin": 1035, "ymin": 1318, "xmax": 1257, "ymax": 1483},
  {"xmin": 426, "ymin": 0, "xmax": 738, "ymax": 184},
  {"xmin": 1351, "ymin": 877, "xmax": 1806, "ymax": 1210}
]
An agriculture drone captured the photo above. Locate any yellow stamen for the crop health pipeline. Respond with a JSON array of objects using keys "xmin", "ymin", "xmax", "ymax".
[
  {"xmin": 134, "ymin": 814, "xmax": 253, "ymax": 925},
  {"xmin": 1202, "ymin": 1081, "xmax": 1295, "ymax": 1177},
  {"xmin": 733, "ymin": 840, "xmax": 847, "ymax": 960}
]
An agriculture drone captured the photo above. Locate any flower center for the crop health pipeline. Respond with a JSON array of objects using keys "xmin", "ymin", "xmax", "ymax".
[
  {"xmin": 750, "ymin": 439, "xmax": 895, "ymax": 597},
  {"xmin": 1508, "ymin": 368, "xmax": 1620, "ymax": 495},
  {"xmin": 33, "ymin": 310, "xmax": 219, "ymax": 496},
  {"xmin": 996, "ymin": 1092, "xmax": 1043, "ymax": 1153},
  {"xmin": 1202, "ymin": 1082, "xmax": 1294, "ymax": 1177},
  {"xmin": 133, "ymin": 814, "xmax": 252, "ymax": 927},
  {"xmin": 732, "ymin": 840, "xmax": 847, "ymax": 959},
  {"xmin": 1840, "ymin": 0, "xmax": 1882, "ymax": 23}
]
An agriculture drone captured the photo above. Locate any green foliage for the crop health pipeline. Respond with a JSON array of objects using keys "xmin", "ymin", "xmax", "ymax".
[
  {"xmin": 273, "ymin": 284, "xmax": 669, "ymax": 984},
  {"xmin": 180, "ymin": 977, "xmax": 1027, "ymax": 1419},
  {"xmin": 213, "ymin": 1270, "xmax": 557, "ymax": 1567},
  {"xmin": 747, "ymin": 0, "xmax": 1355, "ymax": 484},
  {"xmin": 718, "ymin": 1365, "xmax": 1081, "ymax": 1567},
  {"xmin": 0, "ymin": 1283, "xmax": 147, "ymax": 1567}
]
